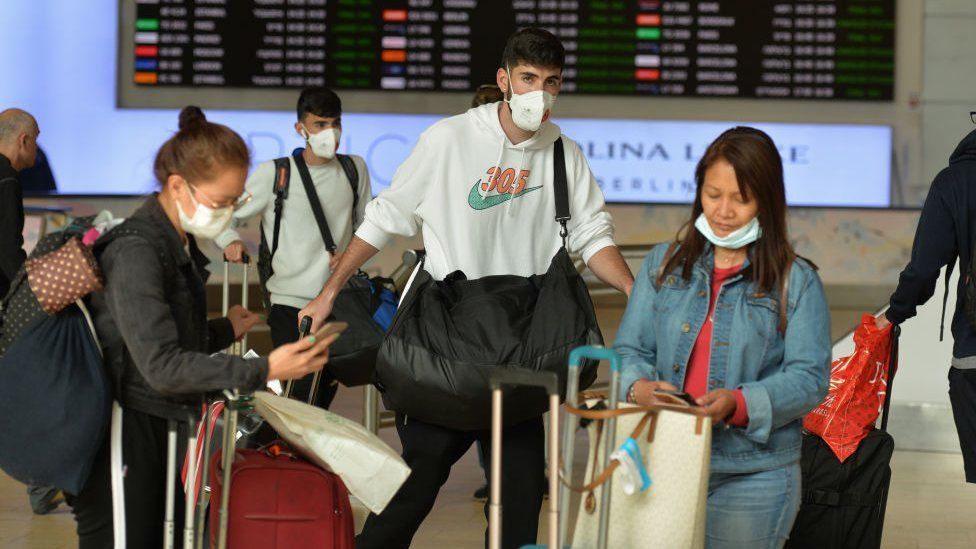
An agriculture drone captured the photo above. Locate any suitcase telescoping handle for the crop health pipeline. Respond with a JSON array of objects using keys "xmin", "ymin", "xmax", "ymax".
[
  {"xmin": 282, "ymin": 316, "xmax": 314, "ymax": 401},
  {"xmin": 222, "ymin": 252, "xmax": 251, "ymax": 356},
  {"xmin": 488, "ymin": 370, "xmax": 560, "ymax": 549},
  {"xmin": 880, "ymin": 324, "xmax": 900, "ymax": 432},
  {"xmin": 560, "ymin": 346, "xmax": 623, "ymax": 549}
]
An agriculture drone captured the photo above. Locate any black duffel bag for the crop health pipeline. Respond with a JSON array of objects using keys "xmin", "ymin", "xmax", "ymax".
[{"xmin": 375, "ymin": 138, "xmax": 602, "ymax": 430}]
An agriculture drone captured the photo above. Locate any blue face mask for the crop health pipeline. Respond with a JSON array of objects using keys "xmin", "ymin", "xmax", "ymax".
[{"xmin": 694, "ymin": 213, "xmax": 762, "ymax": 250}]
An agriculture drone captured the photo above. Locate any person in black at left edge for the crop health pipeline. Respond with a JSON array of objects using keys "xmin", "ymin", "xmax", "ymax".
[
  {"xmin": 0, "ymin": 108, "xmax": 38, "ymax": 299},
  {"xmin": 0, "ymin": 109, "xmax": 62, "ymax": 515}
]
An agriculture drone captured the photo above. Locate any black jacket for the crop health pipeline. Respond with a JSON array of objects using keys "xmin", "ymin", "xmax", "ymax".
[
  {"xmin": 90, "ymin": 195, "xmax": 269, "ymax": 420},
  {"xmin": 0, "ymin": 153, "xmax": 25, "ymax": 298},
  {"xmin": 887, "ymin": 129, "xmax": 976, "ymax": 358}
]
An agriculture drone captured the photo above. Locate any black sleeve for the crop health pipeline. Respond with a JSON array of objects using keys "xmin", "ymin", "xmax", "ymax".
[
  {"xmin": 0, "ymin": 177, "xmax": 26, "ymax": 283},
  {"xmin": 207, "ymin": 317, "xmax": 236, "ymax": 354},
  {"xmin": 100, "ymin": 236, "xmax": 269, "ymax": 395},
  {"xmin": 887, "ymin": 171, "xmax": 959, "ymax": 324}
]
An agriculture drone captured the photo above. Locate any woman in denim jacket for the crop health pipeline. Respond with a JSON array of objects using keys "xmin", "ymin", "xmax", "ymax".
[{"xmin": 615, "ymin": 127, "xmax": 831, "ymax": 548}]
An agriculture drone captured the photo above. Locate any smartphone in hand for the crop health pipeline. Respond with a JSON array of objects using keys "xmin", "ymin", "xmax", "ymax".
[
  {"xmin": 653, "ymin": 388, "xmax": 699, "ymax": 407},
  {"xmin": 312, "ymin": 321, "xmax": 349, "ymax": 342}
]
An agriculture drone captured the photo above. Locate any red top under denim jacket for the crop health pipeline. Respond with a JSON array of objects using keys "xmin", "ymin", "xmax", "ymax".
[{"xmin": 683, "ymin": 264, "xmax": 749, "ymax": 427}]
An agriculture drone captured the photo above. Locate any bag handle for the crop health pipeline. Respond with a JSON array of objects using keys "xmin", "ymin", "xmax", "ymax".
[
  {"xmin": 553, "ymin": 137, "xmax": 570, "ymax": 248},
  {"xmin": 880, "ymin": 324, "xmax": 900, "ymax": 432}
]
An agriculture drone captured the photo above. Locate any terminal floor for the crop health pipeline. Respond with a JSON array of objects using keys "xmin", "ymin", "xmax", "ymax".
[{"xmin": 2, "ymin": 383, "xmax": 974, "ymax": 549}]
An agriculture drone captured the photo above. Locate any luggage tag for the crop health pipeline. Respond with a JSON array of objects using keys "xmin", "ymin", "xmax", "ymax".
[{"xmin": 611, "ymin": 437, "xmax": 651, "ymax": 495}]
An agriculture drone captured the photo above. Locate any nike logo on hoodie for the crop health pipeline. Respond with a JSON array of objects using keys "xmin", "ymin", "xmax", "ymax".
[{"xmin": 467, "ymin": 179, "xmax": 543, "ymax": 210}]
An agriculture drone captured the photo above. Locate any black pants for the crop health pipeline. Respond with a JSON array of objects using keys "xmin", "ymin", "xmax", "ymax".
[
  {"xmin": 267, "ymin": 304, "xmax": 338, "ymax": 409},
  {"xmin": 949, "ymin": 366, "xmax": 976, "ymax": 482},
  {"xmin": 356, "ymin": 414, "xmax": 546, "ymax": 549},
  {"xmin": 71, "ymin": 407, "xmax": 189, "ymax": 549}
]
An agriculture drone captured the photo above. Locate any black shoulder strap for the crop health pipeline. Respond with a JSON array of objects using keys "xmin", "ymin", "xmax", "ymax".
[
  {"xmin": 95, "ymin": 217, "xmax": 173, "ymax": 271},
  {"xmin": 292, "ymin": 152, "xmax": 338, "ymax": 254},
  {"xmin": 270, "ymin": 157, "xmax": 291, "ymax": 257},
  {"xmin": 553, "ymin": 137, "xmax": 570, "ymax": 247},
  {"xmin": 941, "ymin": 259, "xmax": 955, "ymax": 341},
  {"xmin": 336, "ymin": 154, "xmax": 359, "ymax": 213}
]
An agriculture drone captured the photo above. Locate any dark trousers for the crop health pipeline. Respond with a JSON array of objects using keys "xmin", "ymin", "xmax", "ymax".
[
  {"xmin": 356, "ymin": 414, "xmax": 546, "ymax": 549},
  {"xmin": 71, "ymin": 407, "xmax": 188, "ymax": 549},
  {"xmin": 267, "ymin": 304, "xmax": 338, "ymax": 409},
  {"xmin": 949, "ymin": 366, "xmax": 976, "ymax": 482}
]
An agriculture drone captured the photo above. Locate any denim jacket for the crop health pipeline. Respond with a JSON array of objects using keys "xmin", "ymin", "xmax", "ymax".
[{"xmin": 615, "ymin": 242, "xmax": 830, "ymax": 474}]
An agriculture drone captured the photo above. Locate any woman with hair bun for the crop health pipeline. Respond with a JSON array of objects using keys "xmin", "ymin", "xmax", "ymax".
[{"xmin": 71, "ymin": 107, "xmax": 338, "ymax": 548}]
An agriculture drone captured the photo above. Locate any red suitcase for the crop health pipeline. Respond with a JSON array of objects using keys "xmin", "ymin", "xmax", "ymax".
[{"xmin": 209, "ymin": 444, "xmax": 354, "ymax": 549}]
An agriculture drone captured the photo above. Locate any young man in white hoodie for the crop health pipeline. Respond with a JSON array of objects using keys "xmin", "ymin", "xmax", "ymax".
[
  {"xmin": 301, "ymin": 28, "xmax": 633, "ymax": 548},
  {"xmin": 217, "ymin": 87, "xmax": 371, "ymax": 409}
]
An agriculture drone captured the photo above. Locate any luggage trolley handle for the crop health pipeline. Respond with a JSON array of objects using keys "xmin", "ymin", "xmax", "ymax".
[
  {"xmin": 488, "ymin": 370, "xmax": 561, "ymax": 549},
  {"xmin": 560, "ymin": 346, "xmax": 623, "ymax": 549},
  {"xmin": 215, "ymin": 390, "xmax": 253, "ymax": 549},
  {"xmin": 282, "ymin": 315, "xmax": 314, "ymax": 401},
  {"xmin": 222, "ymin": 253, "xmax": 251, "ymax": 356}
]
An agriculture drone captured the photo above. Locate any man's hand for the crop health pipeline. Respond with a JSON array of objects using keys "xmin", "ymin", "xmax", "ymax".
[
  {"xmin": 226, "ymin": 305, "xmax": 262, "ymax": 340},
  {"xmin": 875, "ymin": 312, "xmax": 891, "ymax": 330},
  {"xmin": 224, "ymin": 240, "xmax": 247, "ymax": 263},
  {"xmin": 697, "ymin": 389, "xmax": 738, "ymax": 424},
  {"xmin": 298, "ymin": 294, "xmax": 334, "ymax": 334}
]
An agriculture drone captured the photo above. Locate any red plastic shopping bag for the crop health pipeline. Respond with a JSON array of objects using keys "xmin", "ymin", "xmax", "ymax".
[{"xmin": 803, "ymin": 314, "xmax": 894, "ymax": 462}]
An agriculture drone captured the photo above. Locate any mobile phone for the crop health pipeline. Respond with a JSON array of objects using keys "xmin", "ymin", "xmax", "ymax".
[
  {"xmin": 654, "ymin": 389, "xmax": 699, "ymax": 407},
  {"xmin": 311, "ymin": 321, "xmax": 349, "ymax": 342}
]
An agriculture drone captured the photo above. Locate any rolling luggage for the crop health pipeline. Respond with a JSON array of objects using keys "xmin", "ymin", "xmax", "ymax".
[
  {"xmin": 487, "ymin": 368, "xmax": 561, "ymax": 549},
  {"xmin": 207, "ymin": 311, "xmax": 354, "ymax": 549},
  {"xmin": 785, "ymin": 324, "xmax": 900, "ymax": 549}
]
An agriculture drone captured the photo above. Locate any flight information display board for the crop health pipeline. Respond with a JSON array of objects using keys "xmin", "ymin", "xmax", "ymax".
[{"xmin": 130, "ymin": 0, "xmax": 894, "ymax": 100}]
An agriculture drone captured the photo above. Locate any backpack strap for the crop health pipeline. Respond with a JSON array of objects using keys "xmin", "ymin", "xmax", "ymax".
[
  {"xmin": 293, "ymin": 152, "xmax": 338, "ymax": 254},
  {"xmin": 553, "ymin": 137, "xmax": 570, "ymax": 248},
  {"xmin": 269, "ymin": 157, "xmax": 291, "ymax": 258},
  {"xmin": 940, "ymin": 259, "xmax": 955, "ymax": 341},
  {"xmin": 336, "ymin": 154, "xmax": 359, "ymax": 213},
  {"xmin": 94, "ymin": 217, "xmax": 174, "ymax": 273}
]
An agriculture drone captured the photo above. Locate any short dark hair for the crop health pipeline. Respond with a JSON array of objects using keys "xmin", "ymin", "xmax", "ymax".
[
  {"xmin": 500, "ymin": 28, "xmax": 565, "ymax": 71},
  {"xmin": 296, "ymin": 87, "xmax": 342, "ymax": 121}
]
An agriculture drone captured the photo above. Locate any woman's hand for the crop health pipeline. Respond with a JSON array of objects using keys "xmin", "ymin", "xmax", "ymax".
[
  {"xmin": 266, "ymin": 333, "xmax": 339, "ymax": 382},
  {"xmin": 223, "ymin": 240, "xmax": 248, "ymax": 263},
  {"xmin": 630, "ymin": 379, "xmax": 679, "ymax": 406},
  {"xmin": 226, "ymin": 305, "xmax": 261, "ymax": 340},
  {"xmin": 697, "ymin": 389, "xmax": 738, "ymax": 424}
]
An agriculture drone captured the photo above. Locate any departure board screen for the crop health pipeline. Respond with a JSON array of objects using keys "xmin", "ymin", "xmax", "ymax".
[{"xmin": 130, "ymin": 0, "xmax": 894, "ymax": 101}]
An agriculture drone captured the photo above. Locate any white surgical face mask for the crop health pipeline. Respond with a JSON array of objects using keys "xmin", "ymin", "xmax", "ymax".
[
  {"xmin": 177, "ymin": 185, "xmax": 235, "ymax": 240},
  {"xmin": 694, "ymin": 213, "xmax": 762, "ymax": 250},
  {"xmin": 302, "ymin": 125, "xmax": 340, "ymax": 160},
  {"xmin": 505, "ymin": 68, "xmax": 556, "ymax": 133}
]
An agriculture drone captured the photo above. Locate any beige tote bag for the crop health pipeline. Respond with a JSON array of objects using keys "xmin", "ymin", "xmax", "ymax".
[{"xmin": 569, "ymin": 402, "xmax": 712, "ymax": 549}]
